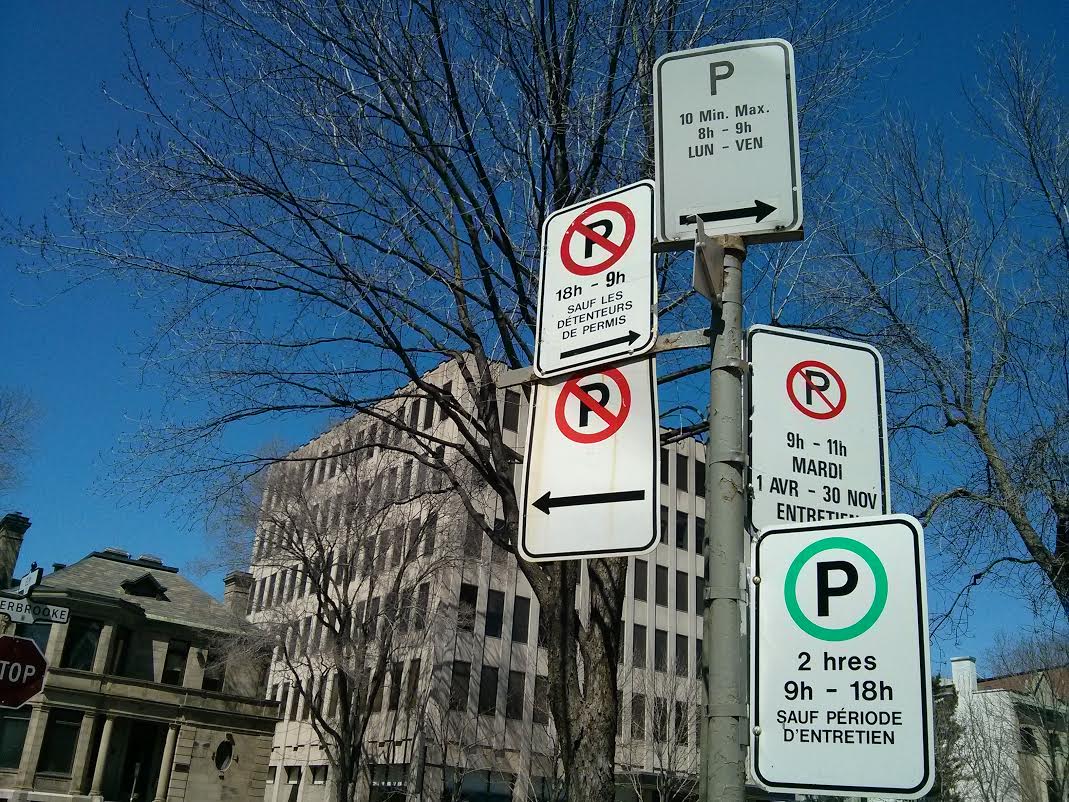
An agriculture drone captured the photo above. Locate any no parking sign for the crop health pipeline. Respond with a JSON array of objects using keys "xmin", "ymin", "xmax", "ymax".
[
  {"xmin": 520, "ymin": 356, "xmax": 659, "ymax": 561},
  {"xmin": 747, "ymin": 326, "xmax": 890, "ymax": 532},
  {"xmin": 534, "ymin": 181, "xmax": 657, "ymax": 379}
]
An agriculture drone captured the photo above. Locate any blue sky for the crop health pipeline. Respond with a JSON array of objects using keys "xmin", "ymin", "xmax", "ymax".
[{"xmin": 0, "ymin": 1, "xmax": 1063, "ymax": 672}]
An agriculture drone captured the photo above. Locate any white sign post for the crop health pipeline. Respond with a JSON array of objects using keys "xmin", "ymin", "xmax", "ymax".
[
  {"xmin": 750, "ymin": 515, "xmax": 934, "ymax": 798},
  {"xmin": 519, "ymin": 356, "xmax": 659, "ymax": 561},
  {"xmin": 534, "ymin": 181, "xmax": 656, "ymax": 379},
  {"xmin": 747, "ymin": 325, "xmax": 889, "ymax": 533},
  {"xmin": 654, "ymin": 39, "xmax": 802, "ymax": 243}
]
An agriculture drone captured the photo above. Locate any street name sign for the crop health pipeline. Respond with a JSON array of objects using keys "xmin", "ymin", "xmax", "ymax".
[
  {"xmin": 654, "ymin": 39, "xmax": 802, "ymax": 244},
  {"xmin": 750, "ymin": 515, "xmax": 934, "ymax": 798},
  {"xmin": 0, "ymin": 635, "xmax": 47, "ymax": 709},
  {"xmin": 747, "ymin": 326, "xmax": 889, "ymax": 533},
  {"xmin": 17, "ymin": 567, "xmax": 42, "ymax": 596},
  {"xmin": 534, "ymin": 181, "xmax": 656, "ymax": 379},
  {"xmin": 519, "ymin": 356, "xmax": 659, "ymax": 561},
  {"xmin": 0, "ymin": 595, "xmax": 70, "ymax": 626}
]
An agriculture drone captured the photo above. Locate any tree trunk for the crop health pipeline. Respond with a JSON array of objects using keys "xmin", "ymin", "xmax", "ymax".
[{"xmin": 544, "ymin": 557, "xmax": 626, "ymax": 802}]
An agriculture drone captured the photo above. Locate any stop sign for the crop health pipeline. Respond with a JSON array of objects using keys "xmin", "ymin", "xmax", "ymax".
[{"xmin": 0, "ymin": 635, "xmax": 47, "ymax": 708}]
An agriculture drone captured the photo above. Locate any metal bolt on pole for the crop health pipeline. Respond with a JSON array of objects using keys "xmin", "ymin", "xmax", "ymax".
[{"xmin": 700, "ymin": 232, "xmax": 747, "ymax": 801}]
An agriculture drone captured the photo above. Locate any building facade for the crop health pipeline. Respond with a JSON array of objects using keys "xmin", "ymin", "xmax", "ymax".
[
  {"xmin": 246, "ymin": 359, "xmax": 712, "ymax": 801},
  {"xmin": 0, "ymin": 512, "xmax": 279, "ymax": 802},
  {"xmin": 948, "ymin": 655, "xmax": 1068, "ymax": 802}
]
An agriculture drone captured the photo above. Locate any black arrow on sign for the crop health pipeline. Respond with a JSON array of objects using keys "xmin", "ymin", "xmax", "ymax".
[
  {"xmin": 532, "ymin": 489, "xmax": 646, "ymax": 515},
  {"xmin": 560, "ymin": 330, "xmax": 641, "ymax": 359},
  {"xmin": 679, "ymin": 199, "xmax": 776, "ymax": 226}
]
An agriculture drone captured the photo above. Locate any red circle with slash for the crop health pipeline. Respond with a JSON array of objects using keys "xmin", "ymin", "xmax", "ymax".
[
  {"xmin": 554, "ymin": 368, "xmax": 631, "ymax": 443},
  {"xmin": 786, "ymin": 360, "xmax": 847, "ymax": 419},
  {"xmin": 560, "ymin": 200, "xmax": 636, "ymax": 276}
]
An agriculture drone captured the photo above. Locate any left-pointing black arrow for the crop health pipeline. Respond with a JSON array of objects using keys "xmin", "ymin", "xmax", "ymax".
[
  {"xmin": 679, "ymin": 199, "xmax": 776, "ymax": 226},
  {"xmin": 532, "ymin": 489, "xmax": 646, "ymax": 515},
  {"xmin": 560, "ymin": 330, "xmax": 641, "ymax": 359}
]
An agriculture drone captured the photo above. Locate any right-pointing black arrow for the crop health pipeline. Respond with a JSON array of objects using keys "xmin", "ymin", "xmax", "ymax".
[
  {"xmin": 533, "ymin": 489, "xmax": 646, "ymax": 515},
  {"xmin": 679, "ymin": 199, "xmax": 776, "ymax": 226},
  {"xmin": 560, "ymin": 330, "xmax": 641, "ymax": 359}
]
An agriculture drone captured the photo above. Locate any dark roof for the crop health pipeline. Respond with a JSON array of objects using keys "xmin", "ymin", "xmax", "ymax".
[
  {"xmin": 38, "ymin": 550, "xmax": 241, "ymax": 633},
  {"xmin": 979, "ymin": 666, "xmax": 1069, "ymax": 700}
]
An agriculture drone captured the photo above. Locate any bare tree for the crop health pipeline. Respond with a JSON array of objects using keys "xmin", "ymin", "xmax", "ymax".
[
  {"xmin": 788, "ymin": 33, "xmax": 1069, "ymax": 622},
  {"xmin": 17, "ymin": 1, "xmax": 891, "ymax": 796},
  {"xmin": 622, "ymin": 668, "xmax": 701, "ymax": 802},
  {"xmin": 0, "ymin": 388, "xmax": 34, "ymax": 498},
  {"xmin": 231, "ymin": 437, "xmax": 462, "ymax": 802}
]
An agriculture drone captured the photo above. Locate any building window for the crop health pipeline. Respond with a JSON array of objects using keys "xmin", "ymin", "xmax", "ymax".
[
  {"xmin": 279, "ymin": 685, "xmax": 290, "ymax": 720},
  {"xmin": 506, "ymin": 671, "xmax": 525, "ymax": 720},
  {"xmin": 631, "ymin": 694, "xmax": 646, "ymax": 740},
  {"xmin": 659, "ymin": 448, "xmax": 669, "ymax": 485},
  {"xmin": 675, "ymin": 701, "xmax": 690, "ymax": 745},
  {"xmin": 634, "ymin": 559, "xmax": 648, "ymax": 602},
  {"xmin": 695, "ymin": 575, "xmax": 705, "ymax": 615},
  {"xmin": 408, "ymin": 399, "xmax": 421, "ymax": 429},
  {"xmin": 213, "ymin": 737, "xmax": 234, "ymax": 771},
  {"xmin": 286, "ymin": 766, "xmax": 302, "ymax": 784},
  {"xmin": 458, "ymin": 584, "xmax": 478, "ymax": 632},
  {"xmin": 485, "ymin": 590, "xmax": 505, "ymax": 638},
  {"xmin": 414, "ymin": 584, "xmax": 430, "ymax": 630},
  {"xmin": 14, "ymin": 621, "xmax": 51, "ymax": 655},
  {"xmin": 695, "ymin": 459, "xmax": 706, "ymax": 497},
  {"xmin": 675, "ymin": 511, "xmax": 688, "ymax": 551},
  {"xmin": 449, "ymin": 662, "xmax": 471, "ymax": 711},
  {"xmin": 676, "ymin": 453, "xmax": 689, "ymax": 491},
  {"xmin": 266, "ymin": 766, "xmax": 277, "ymax": 784},
  {"xmin": 533, "ymin": 676, "xmax": 549, "ymax": 724},
  {"xmin": 464, "ymin": 519, "xmax": 482, "ymax": 558},
  {"xmin": 632, "ymin": 624, "xmax": 646, "ymax": 668},
  {"xmin": 659, "ymin": 505, "xmax": 668, "ymax": 543},
  {"xmin": 675, "ymin": 634, "xmax": 689, "ymax": 677},
  {"xmin": 502, "ymin": 389, "xmax": 521, "ymax": 432},
  {"xmin": 201, "ymin": 647, "xmax": 226, "ymax": 692},
  {"xmin": 405, "ymin": 659, "xmax": 422, "ymax": 709},
  {"xmin": 512, "ymin": 596, "xmax": 531, "ymax": 643},
  {"xmin": 654, "ymin": 629, "xmax": 668, "ymax": 673},
  {"xmin": 537, "ymin": 606, "xmax": 548, "ymax": 648},
  {"xmin": 695, "ymin": 516, "xmax": 705, "ymax": 555},
  {"xmin": 388, "ymin": 662, "xmax": 404, "ymax": 711},
  {"xmin": 654, "ymin": 697, "xmax": 669, "ymax": 742},
  {"xmin": 37, "ymin": 709, "xmax": 83, "ymax": 775},
  {"xmin": 656, "ymin": 565, "xmax": 668, "ymax": 607},
  {"xmin": 478, "ymin": 666, "xmax": 499, "ymax": 716},
  {"xmin": 0, "ymin": 707, "xmax": 30, "ymax": 770},
  {"xmin": 675, "ymin": 570, "xmax": 688, "ymax": 612},
  {"xmin": 1021, "ymin": 727, "xmax": 1039, "ymax": 753},
  {"xmin": 161, "ymin": 640, "xmax": 190, "ymax": 686},
  {"xmin": 311, "ymin": 765, "xmax": 328, "ymax": 784},
  {"xmin": 60, "ymin": 617, "xmax": 102, "ymax": 671}
]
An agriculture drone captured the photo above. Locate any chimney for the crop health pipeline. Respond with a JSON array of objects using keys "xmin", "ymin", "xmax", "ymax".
[
  {"xmin": 223, "ymin": 570, "xmax": 254, "ymax": 615},
  {"xmin": 0, "ymin": 512, "xmax": 30, "ymax": 589},
  {"xmin": 951, "ymin": 656, "xmax": 977, "ymax": 696}
]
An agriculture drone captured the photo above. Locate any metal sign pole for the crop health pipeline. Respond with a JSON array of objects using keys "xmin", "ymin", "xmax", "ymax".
[{"xmin": 701, "ymin": 232, "xmax": 747, "ymax": 801}]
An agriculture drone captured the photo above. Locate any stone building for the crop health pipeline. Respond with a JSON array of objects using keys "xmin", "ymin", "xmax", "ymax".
[
  {"xmin": 0, "ymin": 512, "xmax": 279, "ymax": 802},
  {"xmin": 246, "ymin": 359, "xmax": 714, "ymax": 801}
]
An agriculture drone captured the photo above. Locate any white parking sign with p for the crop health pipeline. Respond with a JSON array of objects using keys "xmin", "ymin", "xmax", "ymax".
[{"xmin": 751, "ymin": 515, "xmax": 934, "ymax": 798}]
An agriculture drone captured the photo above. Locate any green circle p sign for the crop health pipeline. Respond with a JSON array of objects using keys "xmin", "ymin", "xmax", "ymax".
[{"xmin": 784, "ymin": 536, "xmax": 888, "ymax": 641}]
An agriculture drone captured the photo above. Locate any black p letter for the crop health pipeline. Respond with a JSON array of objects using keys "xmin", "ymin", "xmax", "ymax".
[
  {"xmin": 709, "ymin": 60, "xmax": 734, "ymax": 95},
  {"xmin": 816, "ymin": 561, "xmax": 858, "ymax": 617}
]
